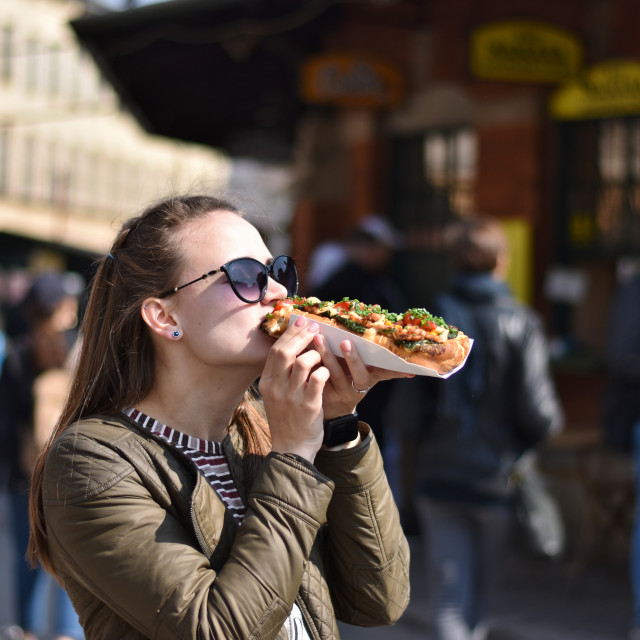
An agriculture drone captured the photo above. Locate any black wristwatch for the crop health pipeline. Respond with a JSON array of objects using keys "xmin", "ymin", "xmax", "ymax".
[{"xmin": 323, "ymin": 412, "xmax": 360, "ymax": 447}]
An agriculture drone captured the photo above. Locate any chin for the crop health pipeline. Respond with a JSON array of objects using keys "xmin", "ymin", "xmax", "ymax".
[{"xmin": 241, "ymin": 332, "xmax": 272, "ymax": 363}]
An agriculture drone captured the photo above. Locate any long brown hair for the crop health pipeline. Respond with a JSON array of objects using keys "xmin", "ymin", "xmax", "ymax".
[{"xmin": 28, "ymin": 194, "xmax": 272, "ymax": 573}]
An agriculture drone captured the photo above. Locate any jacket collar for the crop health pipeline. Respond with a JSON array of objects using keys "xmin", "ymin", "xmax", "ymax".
[{"xmin": 449, "ymin": 272, "xmax": 511, "ymax": 303}]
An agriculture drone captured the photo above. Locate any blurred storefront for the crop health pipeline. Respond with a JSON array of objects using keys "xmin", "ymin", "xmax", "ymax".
[{"xmin": 69, "ymin": 0, "xmax": 640, "ymax": 448}]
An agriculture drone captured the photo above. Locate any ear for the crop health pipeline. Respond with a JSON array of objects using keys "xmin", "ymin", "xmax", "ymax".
[{"xmin": 141, "ymin": 298, "xmax": 180, "ymax": 341}]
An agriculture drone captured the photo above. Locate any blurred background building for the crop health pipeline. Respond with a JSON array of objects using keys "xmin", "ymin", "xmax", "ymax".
[
  {"xmin": 2, "ymin": 0, "xmax": 640, "ymax": 570},
  {"xmin": 0, "ymin": 0, "xmax": 234, "ymax": 306}
]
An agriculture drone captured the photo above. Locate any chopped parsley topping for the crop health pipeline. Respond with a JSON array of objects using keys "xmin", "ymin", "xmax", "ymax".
[
  {"xmin": 403, "ymin": 308, "xmax": 449, "ymax": 328},
  {"xmin": 272, "ymin": 296, "xmax": 457, "ymax": 336}
]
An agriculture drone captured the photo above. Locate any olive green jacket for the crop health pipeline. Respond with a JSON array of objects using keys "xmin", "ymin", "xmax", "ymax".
[{"xmin": 41, "ymin": 415, "xmax": 410, "ymax": 639}]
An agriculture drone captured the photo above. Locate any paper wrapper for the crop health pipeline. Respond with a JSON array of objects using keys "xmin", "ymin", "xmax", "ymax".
[{"xmin": 290, "ymin": 311, "xmax": 473, "ymax": 379}]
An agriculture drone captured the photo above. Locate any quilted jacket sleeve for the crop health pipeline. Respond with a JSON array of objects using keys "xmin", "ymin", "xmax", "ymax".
[
  {"xmin": 42, "ymin": 421, "xmax": 335, "ymax": 640},
  {"xmin": 313, "ymin": 424, "xmax": 410, "ymax": 626}
]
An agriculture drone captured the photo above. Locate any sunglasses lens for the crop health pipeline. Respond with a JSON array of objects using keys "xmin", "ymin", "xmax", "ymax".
[
  {"xmin": 272, "ymin": 256, "xmax": 298, "ymax": 297},
  {"xmin": 226, "ymin": 259, "xmax": 265, "ymax": 303},
  {"xmin": 225, "ymin": 256, "xmax": 298, "ymax": 303}
]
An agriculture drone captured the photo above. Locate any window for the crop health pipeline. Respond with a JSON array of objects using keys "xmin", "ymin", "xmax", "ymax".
[
  {"xmin": 49, "ymin": 43, "xmax": 60, "ymax": 97},
  {"xmin": 390, "ymin": 127, "xmax": 478, "ymax": 305},
  {"xmin": 391, "ymin": 128, "xmax": 477, "ymax": 248},
  {"xmin": 551, "ymin": 118, "xmax": 640, "ymax": 362},
  {"xmin": 1, "ymin": 24, "xmax": 13, "ymax": 83},
  {"xmin": 22, "ymin": 135, "xmax": 35, "ymax": 201},
  {"xmin": 0, "ymin": 127, "xmax": 8, "ymax": 193},
  {"xmin": 558, "ymin": 118, "xmax": 640, "ymax": 258},
  {"xmin": 424, "ymin": 128, "xmax": 477, "ymax": 221},
  {"xmin": 26, "ymin": 37, "xmax": 38, "ymax": 93}
]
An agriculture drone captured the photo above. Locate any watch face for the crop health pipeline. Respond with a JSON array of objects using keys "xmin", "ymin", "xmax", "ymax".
[{"xmin": 323, "ymin": 414, "xmax": 359, "ymax": 447}]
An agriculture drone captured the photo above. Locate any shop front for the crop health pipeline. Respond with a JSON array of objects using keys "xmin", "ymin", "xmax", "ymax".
[{"xmin": 70, "ymin": 0, "xmax": 640, "ymax": 436}]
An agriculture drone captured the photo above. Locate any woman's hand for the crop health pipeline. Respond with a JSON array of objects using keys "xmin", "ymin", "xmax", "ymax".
[
  {"xmin": 311, "ymin": 333, "xmax": 415, "ymax": 421},
  {"xmin": 259, "ymin": 316, "xmax": 330, "ymax": 462}
]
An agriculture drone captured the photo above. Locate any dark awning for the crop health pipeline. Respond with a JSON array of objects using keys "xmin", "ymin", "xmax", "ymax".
[{"xmin": 71, "ymin": 0, "xmax": 339, "ymax": 161}]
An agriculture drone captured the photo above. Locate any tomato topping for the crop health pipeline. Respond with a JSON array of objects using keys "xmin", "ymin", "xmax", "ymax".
[
  {"xmin": 402, "ymin": 311, "xmax": 440, "ymax": 332},
  {"xmin": 402, "ymin": 312, "xmax": 422, "ymax": 326},
  {"xmin": 334, "ymin": 300, "xmax": 351, "ymax": 311},
  {"xmin": 273, "ymin": 298, "xmax": 294, "ymax": 312}
]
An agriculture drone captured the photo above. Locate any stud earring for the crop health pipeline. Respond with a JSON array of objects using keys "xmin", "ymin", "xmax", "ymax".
[{"xmin": 173, "ymin": 330, "xmax": 180, "ymax": 338}]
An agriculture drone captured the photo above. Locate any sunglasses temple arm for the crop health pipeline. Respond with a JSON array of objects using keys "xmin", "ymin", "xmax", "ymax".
[{"xmin": 176, "ymin": 270, "xmax": 220, "ymax": 293}]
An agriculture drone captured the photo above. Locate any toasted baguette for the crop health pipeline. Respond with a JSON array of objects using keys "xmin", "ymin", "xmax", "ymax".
[{"xmin": 262, "ymin": 297, "xmax": 471, "ymax": 375}]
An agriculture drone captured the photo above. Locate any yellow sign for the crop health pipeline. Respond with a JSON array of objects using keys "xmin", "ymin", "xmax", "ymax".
[
  {"xmin": 301, "ymin": 53, "xmax": 404, "ymax": 109},
  {"xmin": 550, "ymin": 59, "xmax": 640, "ymax": 119},
  {"xmin": 471, "ymin": 20, "xmax": 582, "ymax": 83},
  {"xmin": 501, "ymin": 219, "xmax": 532, "ymax": 305},
  {"xmin": 569, "ymin": 212, "xmax": 596, "ymax": 246}
]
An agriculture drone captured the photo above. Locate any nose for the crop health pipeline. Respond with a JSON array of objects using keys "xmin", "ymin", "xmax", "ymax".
[{"xmin": 264, "ymin": 275, "xmax": 289, "ymax": 303}]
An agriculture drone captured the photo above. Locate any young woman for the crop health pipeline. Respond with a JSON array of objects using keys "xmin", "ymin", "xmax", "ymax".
[{"xmin": 27, "ymin": 195, "xmax": 411, "ymax": 640}]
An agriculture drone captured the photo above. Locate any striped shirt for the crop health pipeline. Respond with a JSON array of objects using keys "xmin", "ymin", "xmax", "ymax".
[{"xmin": 124, "ymin": 408, "xmax": 246, "ymax": 524}]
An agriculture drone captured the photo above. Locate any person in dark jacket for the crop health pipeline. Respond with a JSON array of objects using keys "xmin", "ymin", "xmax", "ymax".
[
  {"xmin": 604, "ymin": 269, "xmax": 640, "ymax": 640},
  {"xmin": 312, "ymin": 216, "xmax": 407, "ymax": 451},
  {"xmin": 0, "ymin": 271, "xmax": 83, "ymax": 640},
  {"xmin": 413, "ymin": 217, "xmax": 564, "ymax": 640},
  {"xmin": 313, "ymin": 215, "xmax": 406, "ymax": 313}
]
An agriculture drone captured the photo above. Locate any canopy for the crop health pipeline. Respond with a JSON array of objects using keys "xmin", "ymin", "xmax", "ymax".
[{"xmin": 71, "ymin": 0, "xmax": 338, "ymax": 160}]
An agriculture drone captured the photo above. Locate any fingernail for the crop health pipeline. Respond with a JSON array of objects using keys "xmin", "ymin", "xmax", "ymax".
[
  {"xmin": 295, "ymin": 316, "xmax": 307, "ymax": 327},
  {"xmin": 341, "ymin": 340, "xmax": 352, "ymax": 353},
  {"xmin": 313, "ymin": 334, "xmax": 324, "ymax": 346},
  {"xmin": 307, "ymin": 323, "xmax": 319, "ymax": 333}
]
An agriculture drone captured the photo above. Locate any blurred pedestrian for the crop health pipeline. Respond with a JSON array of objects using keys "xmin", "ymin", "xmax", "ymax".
[
  {"xmin": 27, "ymin": 194, "xmax": 410, "ymax": 639},
  {"xmin": 313, "ymin": 215, "xmax": 406, "ymax": 313},
  {"xmin": 411, "ymin": 217, "xmax": 563, "ymax": 640},
  {"xmin": 601, "ymin": 267, "xmax": 640, "ymax": 640},
  {"xmin": 306, "ymin": 240, "xmax": 348, "ymax": 290},
  {"xmin": 0, "ymin": 310, "xmax": 18, "ymax": 636},
  {"xmin": 0, "ymin": 271, "xmax": 83, "ymax": 640},
  {"xmin": 311, "ymin": 215, "xmax": 407, "ymax": 438},
  {"xmin": 311, "ymin": 215, "xmax": 408, "ymax": 504}
]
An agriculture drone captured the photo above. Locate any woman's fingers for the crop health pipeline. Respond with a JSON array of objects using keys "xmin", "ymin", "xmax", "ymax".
[
  {"xmin": 266, "ymin": 317, "xmax": 418, "ymax": 427},
  {"xmin": 340, "ymin": 339, "xmax": 372, "ymax": 390},
  {"xmin": 289, "ymin": 349, "xmax": 324, "ymax": 389},
  {"xmin": 260, "ymin": 316, "xmax": 332, "ymax": 461},
  {"xmin": 312, "ymin": 333, "xmax": 348, "ymax": 379},
  {"xmin": 261, "ymin": 316, "xmax": 319, "ymax": 379},
  {"xmin": 340, "ymin": 337, "xmax": 416, "ymax": 384},
  {"xmin": 311, "ymin": 334, "xmax": 368, "ymax": 418},
  {"xmin": 306, "ymin": 364, "xmax": 331, "ymax": 396},
  {"xmin": 312, "ymin": 331, "xmax": 416, "ymax": 419}
]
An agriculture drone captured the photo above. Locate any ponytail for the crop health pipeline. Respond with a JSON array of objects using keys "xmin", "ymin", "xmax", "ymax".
[{"xmin": 232, "ymin": 384, "xmax": 272, "ymax": 490}]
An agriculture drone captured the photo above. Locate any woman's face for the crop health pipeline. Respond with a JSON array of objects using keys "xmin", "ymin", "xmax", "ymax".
[{"xmin": 168, "ymin": 209, "xmax": 289, "ymax": 372}]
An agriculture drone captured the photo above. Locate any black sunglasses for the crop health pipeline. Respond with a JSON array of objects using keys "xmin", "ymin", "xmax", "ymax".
[{"xmin": 159, "ymin": 254, "xmax": 299, "ymax": 303}]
